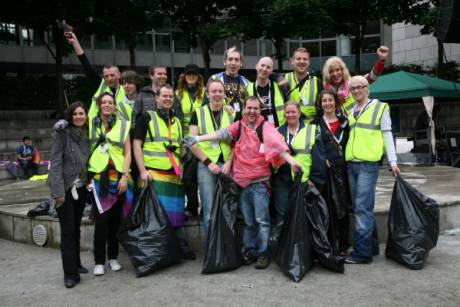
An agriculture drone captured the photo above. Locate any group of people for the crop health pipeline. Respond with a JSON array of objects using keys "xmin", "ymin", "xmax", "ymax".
[{"xmin": 48, "ymin": 29, "xmax": 400, "ymax": 288}]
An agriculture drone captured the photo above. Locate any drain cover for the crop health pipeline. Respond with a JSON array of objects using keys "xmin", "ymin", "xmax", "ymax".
[{"xmin": 32, "ymin": 224, "xmax": 48, "ymax": 246}]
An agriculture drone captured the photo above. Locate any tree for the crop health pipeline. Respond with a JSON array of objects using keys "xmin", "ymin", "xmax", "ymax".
[
  {"xmin": 159, "ymin": 0, "xmax": 237, "ymax": 78},
  {"xmin": 234, "ymin": 0, "xmax": 329, "ymax": 71},
  {"xmin": 0, "ymin": 0, "xmax": 93, "ymax": 112},
  {"xmin": 328, "ymin": 0, "xmax": 431, "ymax": 73}
]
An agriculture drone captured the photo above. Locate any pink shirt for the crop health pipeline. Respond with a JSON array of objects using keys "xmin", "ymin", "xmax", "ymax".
[{"xmin": 228, "ymin": 116, "xmax": 288, "ymax": 188}]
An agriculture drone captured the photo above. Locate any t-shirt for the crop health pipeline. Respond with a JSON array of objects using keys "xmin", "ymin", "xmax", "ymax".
[
  {"xmin": 328, "ymin": 120, "xmax": 340, "ymax": 135},
  {"xmin": 222, "ymin": 74, "xmax": 247, "ymax": 121},
  {"xmin": 254, "ymin": 83, "xmax": 279, "ymax": 126},
  {"xmin": 17, "ymin": 144, "xmax": 34, "ymax": 157}
]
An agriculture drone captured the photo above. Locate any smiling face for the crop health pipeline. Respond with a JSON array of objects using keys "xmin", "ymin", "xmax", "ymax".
[
  {"xmin": 244, "ymin": 98, "xmax": 261, "ymax": 125},
  {"xmin": 185, "ymin": 73, "xmax": 198, "ymax": 87},
  {"xmin": 349, "ymin": 77, "xmax": 369, "ymax": 103},
  {"xmin": 103, "ymin": 67, "xmax": 121, "ymax": 88},
  {"xmin": 321, "ymin": 93, "xmax": 337, "ymax": 116},
  {"xmin": 72, "ymin": 106, "xmax": 88, "ymax": 128},
  {"xmin": 98, "ymin": 94, "xmax": 116, "ymax": 117},
  {"xmin": 291, "ymin": 51, "xmax": 310, "ymax": 75},
  {"xmin": 122, "ymin": 81, "xmax": 137, "ymax": 97},
  {"xmin": 329, "ymin": 63, "xmax": 343, "ymax": 85},
  {"xmin": 256, "ymin": 57, "xmax": 273, "ymax": 81},
  {"xmin": 207, "ymin": 81, "xmax": 225, "ymax": 106},
  {"xmin": 150, "ymin": 67, "xmax": 168, "ymax": 87},
  {"xmin": 284, "ymin": 103, "xmax": 301, "ymax": 126},
  {"xmin": 224, "ymin": 50, "xmax": 242, "ymax": 77},
  {"xmin": 157, "ymin": 87, "xmax": 174, "ymax": 110}
]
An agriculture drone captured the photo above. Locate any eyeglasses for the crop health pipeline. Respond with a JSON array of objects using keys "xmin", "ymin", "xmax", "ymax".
[{"xmin": 350, "ymin": 85, "xmax": 367, "ymax": 91}]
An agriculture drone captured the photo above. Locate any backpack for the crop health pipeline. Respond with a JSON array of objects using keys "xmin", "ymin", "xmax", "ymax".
[{"xmin": 235, "ymin": 120, "xmax": 265, "ymax": 144}]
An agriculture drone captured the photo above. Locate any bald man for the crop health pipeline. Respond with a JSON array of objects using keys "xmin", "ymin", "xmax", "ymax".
[{"xmin": 246, "ymin": 57, "xmax": 287, "ymax": 127}]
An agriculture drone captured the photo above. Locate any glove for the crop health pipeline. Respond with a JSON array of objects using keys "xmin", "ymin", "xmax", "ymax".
[
  {"xmin": 54, "ymin": 119, "xmax": 68, "ymax": 131},
  {"xmin": 183, "ymin": 136, "xmax": 199, "ymax": 148}
]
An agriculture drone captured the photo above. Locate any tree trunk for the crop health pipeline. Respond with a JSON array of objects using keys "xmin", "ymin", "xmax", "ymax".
[
  {"xmin": 274, "ymin": 39, "xmax": 284, "ymax": 72},
  {"xmin": 52, "ymin": 24, "xmax": 65, "ymax": 113},
  {"xmin": 436, "ymin": 38, "xmax": 444, "ymax": 78},
  {"xmin": 200, "ymin": 39, "xmax": 211, "ymax": 79}
]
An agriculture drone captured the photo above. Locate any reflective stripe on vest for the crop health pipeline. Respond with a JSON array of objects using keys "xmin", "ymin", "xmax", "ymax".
[
  {"xmin": 291, "ymin": 124, "xmax": 316, "ymax": 183},
  {"xmin": 285, "ymin": 72, "xmax": 318, "ymax": 122},
  {"xmin": 88, "ymin": 118, "xmax": 128, "ymax": 173},
  {"xmin": 196, "ymin": 106, "xmax": 234, "ymax": 163},
  {"xmin": 247, "ymin": 81, "xmax": 285, "ymax": 126},
  {"xmin": 345, "ymin": 100, "xmax": 387, "ymax": 162},
  {"xmin": 142, "ymin": 111, "xmax": 182, "ymax": 170}
]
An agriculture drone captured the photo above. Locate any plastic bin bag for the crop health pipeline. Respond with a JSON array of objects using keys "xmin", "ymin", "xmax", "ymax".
[
  {"xmin": 202, "ymin": 174, "xmax": 242, "ymax": 274},
  {"xmin": 274, "ymin": 175, "xmax": 314, "ymax": 282},
  {"xmin": 385, "ymin": 176, "xmax": 439, "ymax": 270},
  {"xmin": 118, "ymin": 183, "xmax": 182, "ymax": 277},
  {"xmin": 304, "ymin": 187, "xmax": 345, "ymax": 273}
]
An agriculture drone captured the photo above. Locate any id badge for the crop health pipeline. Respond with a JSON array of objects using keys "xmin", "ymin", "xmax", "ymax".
[
  {"xmin": 211, "ymin": 141, "xmax": 218, "ymax": 149},
  {"xmin": 234, "ymin": 102, "xmax": 241, "ymax": 112},
  {"xmin": 267, "ymin": 114, "xmax": 274, "ymax": 123},
  {"xmin": 100, "ymin": 143, "xmax": 109, "ymax": 153},
  {"xmin": 301, "ymin": 96, "xmax": 308, "ymax": 106},
  {"xmin": 259, "ymin": 143, "xmax": 265, "ymax": 153}
]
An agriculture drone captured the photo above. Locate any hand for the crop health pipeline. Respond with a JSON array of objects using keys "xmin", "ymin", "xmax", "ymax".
[
  {"xmin": 183, "ymin": 136, "xmax": 199, "ymax": 148},
  {"xmin": 64, "ymin": 31, "xmax": 78, "ymax": 44},
  {"xmin": 140, "ymin": 170, "xmax": 152, "ymax": 182},
  {"xmin": 377, "ymin": 46, "xmax": 390, "ymax": 62},
  {"xmin": 208, "ymin": 162, "xmax": 221, "ymax": 175},
  {"xmin": 118, "ymin": 176, "xmax": 128, "ymax": 194},
  {"xmin": 53, "ymin": 119, "xmax": 68, "ymax": 131},
  {"xmin": 223, "ymin": 105, "xmax": 234, "ymax": 114},
  {"xmin": 308, "ymin": 180, "xmax": 316, "ymax": 187},
  {"xmin": 390, "ymin": 165, "xmax": 401, "ymax": 177},
  {"xmin": 56, "ymin": 197, "xmax": 65, "ymax": 206},
  {"xmin": 27, "ymin": 156, "xmax": 33, "ymax": 160},
  {"xmin": 221, "ymin": 160, "xmax": 232, "ymax": 175},
  {"xmin": 325, "ymin": 159, "xmax": 331, "ymax": 168}
]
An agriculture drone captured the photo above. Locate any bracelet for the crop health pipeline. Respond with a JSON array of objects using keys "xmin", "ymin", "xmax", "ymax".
[
  {"xmin": 195, "ymin": 135, "xmax": 201, "ymax": 143},
  {"xmin": 122, "ymin": 172, "xmax": 129, "ymax": 178},
  {"xmin": 203, "ymin": 158, "xmax": 212, "ymax": 166}
]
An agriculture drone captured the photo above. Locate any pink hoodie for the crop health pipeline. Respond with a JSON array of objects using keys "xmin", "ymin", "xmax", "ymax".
[{"xmin": 228, "ymin": 116, "xmax": 288, "ymax": 188}]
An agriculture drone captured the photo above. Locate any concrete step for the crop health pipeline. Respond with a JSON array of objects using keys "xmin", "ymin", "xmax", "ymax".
[
  {"xmin": 0, "ymin": 119, "xmax": 57, "ymax": 129},
  {"xmin": 0, "ymin": 138, "xmax": 53, "ymax": 153},
  {"xmin": 2, "ymin": 128, "xmax": 54, "ymax": 141},
  {"xmin": 0, "ymin": 110, "xmax": 56, "ymax": 121},
  {"xmin": 0, "ymin": 150, "xmax": 51, "ymax": 162},
  {"xmin": 0, "ymin": 164, "xmax": 48, "ymax": 180}
]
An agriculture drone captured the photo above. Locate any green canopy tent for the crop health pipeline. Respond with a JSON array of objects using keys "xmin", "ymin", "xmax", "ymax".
[{"xmin": 369, "ymin": 71, "xmax": 460, "ymax": 161}]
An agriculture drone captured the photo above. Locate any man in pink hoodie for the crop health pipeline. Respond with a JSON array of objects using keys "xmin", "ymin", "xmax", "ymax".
[{"xmin": 184, "ymin": 96, "xmax": 302, "ymax": 269}]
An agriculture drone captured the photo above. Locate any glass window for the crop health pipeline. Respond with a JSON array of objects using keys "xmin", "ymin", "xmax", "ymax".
[
  {"xmin": 289, "ymin": 40, "xmax": 300, "ymax": 56},
  {"xmin": 321, "ymin": 29, "xmax": 336, "ymax": 39},
  {"xmin": 301, "ymin": 31, "xmax": 320, "ymax": 40},
  {"xmin": 0, "ymin": 23, "xmax": 17, "ymax": 45},
  {"xmin": 362, "ymin": 36, "xmax": 380, "ymax": 54},
  {"xmin": 321, "ymin": 40, "xmax": 336, "ymax": 56},
  {"xmin": 136, "ymin": 33, "xmax": 152, "ymax": 51},
  {"xmin": 243, "ymin": 39, "xmax": 257, "ymax": 56},
  {"xmin": 114, "ymin": 36, "xmax": 127, "ymax": 50},
  {"xmin": 174, "ymin": 35, "xmax": 190, "ymax": 53},
  {"xmin": 94, "ymin": 34, "xmax": 113, "ymax": 49},
  {"xmin": 211, "ymin": 40, "xmax": 225, "ymax": 55},
  {"xmin": 263, "ymin": 40, "xmax": 275, "ymax": 56},
  {"xmin": 301, "ymin": 41, "xmax": 319, "ymax": 57},
  {"xmin": 226, "ymin": 39, "xmax": 241, "ymax": 51},
  {"xmin": 365, "ymin": 20, "xmax": 380, "ymax": 35},
  {"xmin": 155, "ymin": 33, "xmax": 170, "ymax": 52},
  {"xmin": 79, "ymin": 35, "xmax": 91, "ymax": 49}
]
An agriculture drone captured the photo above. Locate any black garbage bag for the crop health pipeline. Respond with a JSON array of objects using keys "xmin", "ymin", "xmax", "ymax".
[
  {"xmin": 27, "ymin": 200, "xmax": 50, "ymax": 217},
  {"xmin": 385, "ymin": 176, "xmax": 439, "ymax": 270},
  {"xmin": 118, "ymin": 183, "xmax": 182, "ymax": 277},
  {"xmin": 304, "ymin": 187, "xmax": 345, "ymax": 273},
  {"xmin": 274, "ymin": 175, "xmax": 314, "ymax": 282},
  {"xmin": 202, "ymin": 174, "xmax": 242, "ymax": 274},
  {"xmin": 268, "ymin": 221, "xmax": 284, "ymax": 256},
  {"xmin": 325, "ymin": 166, "xmax": 349, "ymax": 219}
]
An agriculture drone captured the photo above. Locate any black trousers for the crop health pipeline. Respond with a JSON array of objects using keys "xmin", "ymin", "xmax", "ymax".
[
  {"xmin": 182, "ymin": 151, "xmax": 199, "ymax": 214},
  {"xmin": 93, "ymin": 197, "xmax": 123, "ymax": 265},
  {"xmin": 56, "ymin": 187, "xmax": 87, "ymax": 280}
]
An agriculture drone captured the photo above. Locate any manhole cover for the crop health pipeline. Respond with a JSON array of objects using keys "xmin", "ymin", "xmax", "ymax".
[{"xmin": 32, "ymin": 224, "xmax": 48, "ymax": 246}]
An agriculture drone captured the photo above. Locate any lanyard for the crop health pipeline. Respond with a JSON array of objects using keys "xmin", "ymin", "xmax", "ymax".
[
  {"xmin": 354, "ymin": 99, "xmax": 373, "ymax": 120},
  {"xmin": 286, "ymin": 124, "xmax": 300, "ymax": 145},
  {"xmin": 165, "ymin": 117, "xmax": 182, "ymax": 177},
  {"xmin": 207, "ymin": 104, "xmax": 222, "ymax": 131},
  {"xmin": 323, "ymin": 116, "xmax": 344, "ymax": 144},
  {"xmin": 186, "ymin": 88, "xmax": 196, "ymax": 113},
  {"xmin": 254, "ymin": 81, "xmax": 272, "ymax": 109}
]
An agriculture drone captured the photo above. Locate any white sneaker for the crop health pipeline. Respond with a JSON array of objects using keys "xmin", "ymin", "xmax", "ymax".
[
  {"xmin": 109, "ymin": 259, "xmax": 122, "ymax": 271},
  {"xmin": 93, "ymin": 264, "xmax": 105, "ymax": 276}
]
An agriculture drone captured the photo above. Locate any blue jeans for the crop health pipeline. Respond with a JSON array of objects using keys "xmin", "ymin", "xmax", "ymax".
[
  {"xmin": 347, "ymin": 162, "xmax": 379, "ymax": 260},
  {"xmin": 197, "ymin": 161, "xmax": 223, "ymax": 236},
  {"xmin": 239, "ymin": 182, "xmax": 271, "ymax": 257}
]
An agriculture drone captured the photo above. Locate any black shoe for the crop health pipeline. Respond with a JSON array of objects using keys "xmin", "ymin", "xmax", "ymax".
[
  {"xmin": 78, "ymin": 265, "xmax": 88, "ymax": 274},
  {"xmin": 183, "ymin": 251, "xmax": 196, "ymax": 260},
  {"xmin": 344, "ymin": 256, "xmax": 372, "ymax": 264},
  {"xmin": 242, "ymin": 250, "xmax": 256, "ymax": 265},
  {"xmin": 254, "ymin": 255, "xmax": 270, "ymax": 269},
  {"xmin": 64, "ymin": 278, "xmax": 78, "ymax": 288}
]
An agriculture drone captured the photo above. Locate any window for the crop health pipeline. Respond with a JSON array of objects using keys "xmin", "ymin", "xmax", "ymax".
[
  {"xmin": 155, "ymin": 33, "xmax": 170, "ymax": 52},
  {"xmin": 226, "ymin": 39, "xmax": 241, "ymax": 51},
  {"xmin": 321, "ymin": 40, "xmax": 336, "ymax": 56},
  {"xmin": 365, "ymin": 20, "xmax": 380, "ymax": 35},
  {"xmin": 301, "ymin": 41, "xmax": 319, "ymax": 57},
  {"xmin": 362, "ymin": 36, "xmax": 380, "ymax": 54},
  {"xmin": 243, "ymin": 40, "xmax": 257, "ymax": 56},
  {"xmin": 174, "ymin": 35, "xmax": 190, "ymax": 53},
  {"xmin": 211, "ymin": 40, "xmax": 225, "ymax": 55},
  {"xmin": 94, "ymin": 34, "xmax": 113, "ymax": 49},
  {"xmin": 136, "ymin": 33, "xmax": 153, "ymax": 51}
]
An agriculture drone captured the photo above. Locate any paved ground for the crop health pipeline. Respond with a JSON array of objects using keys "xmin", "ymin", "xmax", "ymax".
[{"xmin": 0, "ymin": 236, "xmax": 459, "ymax": 307}]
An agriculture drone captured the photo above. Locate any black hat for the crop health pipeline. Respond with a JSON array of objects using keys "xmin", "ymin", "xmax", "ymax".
[{"xmin": 184, "ymin": 64, "xmax": 200, "ymax": 74}]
